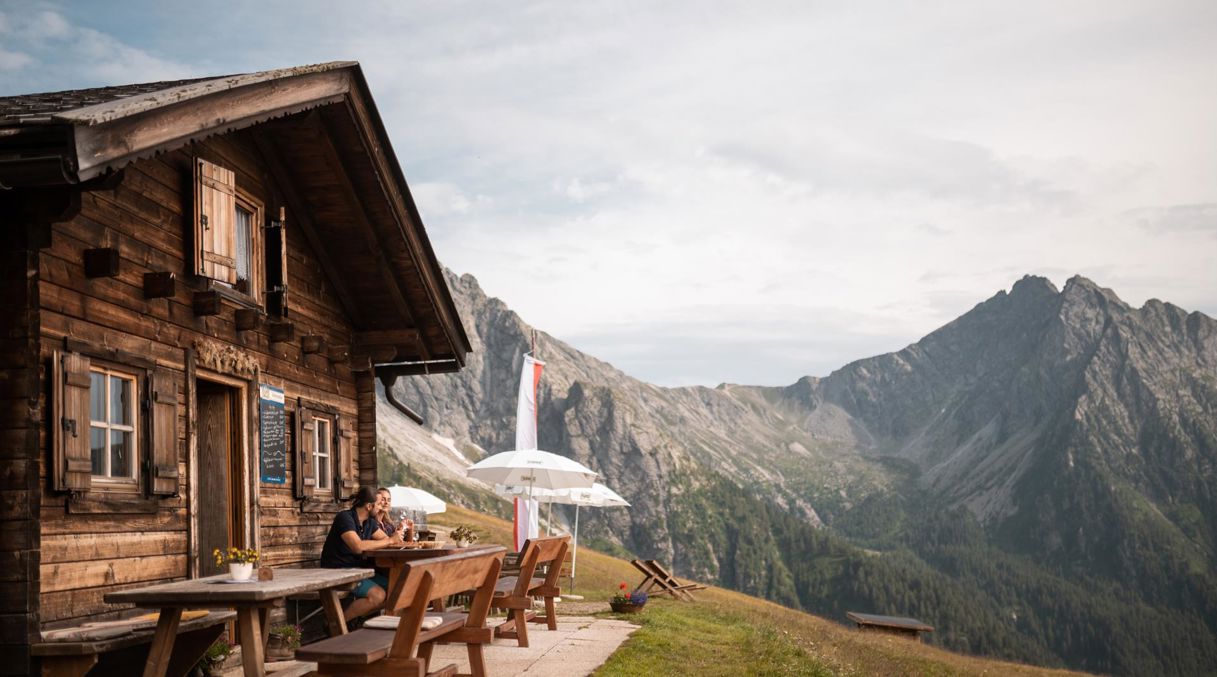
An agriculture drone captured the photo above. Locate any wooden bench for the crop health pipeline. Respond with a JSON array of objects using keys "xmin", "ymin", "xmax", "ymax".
[
  {"xmin": 296, "ymin": 546, "xmax": 505, "ymax": 677},
  {"xmin": 631, "ymin": 559, "xmax": 706, "ymax": 601},
  {"xmin": 490, "ymin": 535, "xmax": 569, "ymax": 648},
  {"xmin": 33, "ymin": 610, "xmax": 236, "ymax": 677},
  {"xmin": 288, "ymin": 583, "xmax": 356, "ymax": 639}
]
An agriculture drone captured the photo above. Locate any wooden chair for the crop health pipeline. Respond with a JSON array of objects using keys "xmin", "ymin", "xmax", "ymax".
[
  {"xmin": 631, "ymin": 559, "xmax": 706, "ymax": 601},
  {"xmin": 491, "ymin": 535, "xmax": 569, "ymax": 648},
  {"xmin": 297, "ymin": 546, "xmax": 505, "ymax": 677}
]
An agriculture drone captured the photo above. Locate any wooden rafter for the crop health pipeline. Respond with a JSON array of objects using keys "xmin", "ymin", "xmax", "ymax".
[
  {"xmin": 250, "ymin": 132, "xmax": 366, "ymax": 329},
  {"xmin": 307, "ymin": 111, "xmax": 432, "ymax": 361},
  {"xmin": 340, "ymin": 92, "xmax": 465, "ymax": 364}
]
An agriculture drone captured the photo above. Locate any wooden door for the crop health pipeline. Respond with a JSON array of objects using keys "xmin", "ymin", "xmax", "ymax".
[{"xmin": 197, "ymin": 381, "xmax": 244, "ymax": 577}]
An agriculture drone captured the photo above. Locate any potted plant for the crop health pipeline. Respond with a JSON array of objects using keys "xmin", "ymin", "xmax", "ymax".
[
  {"xmin": 213, "ymin": 547, "xmax": 259, "ymax": 581},
  {"xmin": 450, "ymin": 525, "xmax": 479, "ymax": 548},
  {"xmin": 196, "ymin": 638, "xmax": 240, "ymax": 676},
  {"xmin": 609, "ymin": 583, "xmax": 647, "ymax": 613},
  {"xmin": 266, "ymin": 623, "xmax": 302, "ymax": 660}
]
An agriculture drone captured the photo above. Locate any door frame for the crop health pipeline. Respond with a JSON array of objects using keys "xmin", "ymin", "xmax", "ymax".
[{"xmin": 189, "ymin": 368, "xmax": 258, "ymax": 578}]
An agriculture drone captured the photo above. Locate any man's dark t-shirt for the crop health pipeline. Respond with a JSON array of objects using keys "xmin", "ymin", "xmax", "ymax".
[{"xmin": 321, "ymin": 508, "xmax": 379, "ymax": 568}]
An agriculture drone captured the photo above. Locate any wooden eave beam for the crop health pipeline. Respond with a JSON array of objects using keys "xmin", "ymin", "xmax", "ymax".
[
  {"xmin": 339, "ymin": 91, "xmax": 468, "ymax": 364},
  {"xmin": 307, "ymin": 112, "xmax": 432, "ymax": 361},
  {"xmin": 250, "ymin": 132, "xmax": 366, "ymax": 329},
  {"xmin": 71, "ymin": 69, "xmax": 353, "ymax": 182},
  {"xmin": 353, "ymin": 329, "xmax": 422, "ymax": 351}
]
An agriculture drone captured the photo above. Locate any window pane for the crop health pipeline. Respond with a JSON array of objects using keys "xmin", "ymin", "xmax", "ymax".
[
  {"xmin": 235, "ymin": 205, "xmax": 251, "ymax": 286},
  {"xmin": 110, "ymin": 375, "xmax": 132, "ymax": 425},
  {"xmin": 91, "ymin": 427, "xmax": 106, "ymax": 475},
  {"xmin": 317, "ymin": 421, "xmax": 330, "ymax": 456},
  {"xmin": 317, "ymin": 455, "xmax": 330, "ymax": 489},
  {"xmin": 90, "ymin": 372, "xmax": 106, "ymax": 422},
  {"xmin": 110, "ymin": 430, "xmax": 131, "ymax": 478}
]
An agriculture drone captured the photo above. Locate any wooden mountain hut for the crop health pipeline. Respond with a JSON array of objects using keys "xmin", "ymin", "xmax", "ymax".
[
  {"xmin": 0, "ymin": 61, "xmax": 472, "ymax": 673},
  {"xmin": 846, "ymin": 612, "xmax": 935, "ymax": 642}
]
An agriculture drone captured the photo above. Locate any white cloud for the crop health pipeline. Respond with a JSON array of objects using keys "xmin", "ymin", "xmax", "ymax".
[
  {"xmin": 0, "ymin": 7, "xmax": 197, "ymax": 94},
  {"xmin": 9, "ymin": 0, "xmax": 1217, "ymax": 385},
  {"xmin": 412, "ymin": 182, "xmax": 473, "ymax": 217},
  {"xmin": 0, "ymin": 48, "xmax": 32, "ymax": 71}
]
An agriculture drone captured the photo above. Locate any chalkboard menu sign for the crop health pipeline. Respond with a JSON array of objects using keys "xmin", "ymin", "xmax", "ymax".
[{"xmin": 259, "ymin": 384, "xmax": 287, "ymax": 484}]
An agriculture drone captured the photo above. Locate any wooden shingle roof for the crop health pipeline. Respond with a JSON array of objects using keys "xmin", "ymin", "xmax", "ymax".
[
  {"xmin": 846, "ymin": 612, "xmax": 934, "ymax": 632},
  {"xmin": 0, "ymin": 77, "xmax": 211, "ymax": 124}
]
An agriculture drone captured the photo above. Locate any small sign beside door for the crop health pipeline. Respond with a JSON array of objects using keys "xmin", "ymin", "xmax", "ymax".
[{"xmin": 259, "ymin": 383, "xmax": 287, "ymax": 484}]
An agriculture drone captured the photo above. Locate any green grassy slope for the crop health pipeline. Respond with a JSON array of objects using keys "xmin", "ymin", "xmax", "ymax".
[{"xmin": 430, "ymin": 506, "xmax": 1092, "ymax": 677}]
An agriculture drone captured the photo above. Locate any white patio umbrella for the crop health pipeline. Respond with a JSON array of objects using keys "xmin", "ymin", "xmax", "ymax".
[
  {"xmin": 559, "ymin": 483, "xmax": 629, "ymax": 594},
  {"xmin": 386, "ymin": 485, "xmax": 447, "ymax": 514},
  {"xmin": 494, "ymin": 482, "xmax": 629, "ymax": 594},
  {"xmin": 467, "ymin": 449, "xmax": 597, "ymax": 496}
]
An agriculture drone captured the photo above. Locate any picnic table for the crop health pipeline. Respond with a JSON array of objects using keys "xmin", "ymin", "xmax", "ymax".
[
  {"xmin": 104, "ymin": 567, "xmax": 372, "ymax": 677},
  {"xmin": 373, "ymin": 544, "xmax": 499, "ymax": 613},
  {"xmin": 297, "ymin": 547, "xmax": 506, "ymax": 677}
]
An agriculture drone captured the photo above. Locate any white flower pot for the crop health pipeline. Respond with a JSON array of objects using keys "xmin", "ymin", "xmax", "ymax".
[{"xmin": 229, "ymin": 562, "xmax": 254, "ymax": 581}]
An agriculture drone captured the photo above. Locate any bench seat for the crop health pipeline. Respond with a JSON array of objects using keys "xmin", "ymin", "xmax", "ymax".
[
  {"xmin": 493, "ymin": 576, "xmax": 544, "ymax": 595},
  {"xmin": 295, "ymin": 612, "xmax": 467, "ymax": 666},
  {"xmin": 34, "ymin": 610, "xmax": 236, "ymax": 677}
]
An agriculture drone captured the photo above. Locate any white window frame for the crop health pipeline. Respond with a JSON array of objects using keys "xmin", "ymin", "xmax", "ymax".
[
  {"xmin": 218, "ymin": 188, "xmax": 264, "ymax": 303},
  {"xmin": 313, "ymin": 417, "xmax": 332, "ymax": 493},
  {"xmin": 88, "ymin": 365, "xmax": 140, "ymax": 486}
]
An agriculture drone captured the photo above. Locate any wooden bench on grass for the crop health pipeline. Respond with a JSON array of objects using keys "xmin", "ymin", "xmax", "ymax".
[
  {"xmin": 296, "ymin": 546, "xmax": 505, "ymax": 677},
  {"xmin": 33, "ymin": 610, "xmax": 236, "ymax": 677},
  {"xmin": 631, "ymin": 559, "xmax": 707, "ymax": 601},
  {"xmin": 490, "ymin": 535, "xmax": 569, "ymax": 648}
]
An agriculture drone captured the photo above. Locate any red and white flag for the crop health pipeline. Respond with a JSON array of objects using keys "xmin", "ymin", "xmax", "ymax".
[
  {"xmin": 513, "ymin": 496, "xmax": 539, "ymax": 552},
  {"xmin": 515, "ymin": 354, "xmax": 545, "ymax": 451},
  {"xmin": 512, "ymin": 353, "xmax": 544, "ymax": 550}
]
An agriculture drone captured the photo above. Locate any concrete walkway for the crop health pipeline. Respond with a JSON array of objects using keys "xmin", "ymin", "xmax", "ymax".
[
  {"xmin": 248, "ymin": 616, "xmax": 638, "ymax": 677},
  {"xmin": 431, "ymin": 616, "xmax": 638, "ymax": 676}
]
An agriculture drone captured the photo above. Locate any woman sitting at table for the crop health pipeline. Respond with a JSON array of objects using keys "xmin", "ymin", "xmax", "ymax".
[
  {"xmin": 374, "ymin": 487, "xmax": 413, "ymax": 540},
  {"xmin": 321, "ymin": 486, "xmax": 404, "ymax": 622}
]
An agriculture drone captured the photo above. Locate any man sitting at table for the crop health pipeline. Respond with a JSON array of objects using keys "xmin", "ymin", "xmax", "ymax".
[{"xmin": 321, "ymin": 486, "xmax": 404, "ymax": 622}]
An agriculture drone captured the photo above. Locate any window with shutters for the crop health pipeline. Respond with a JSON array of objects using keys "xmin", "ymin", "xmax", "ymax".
[
  {"xmin": 54, "ymin": 348, "xmax": 180, "ymax": 498},
  {"xmin": 294, "ymin": 402, "xmax": 355, "ymax": 507},
  {"xmin": 193, "ymin": 157, "xmax": 267, "ymax": 304},
  {"xmin": 88, "ymin": 366, "xmax": 139, "ymax": 485},
  {"xmin": 313, "ymin": 416, "xmax": 332, "ymax": 494}
]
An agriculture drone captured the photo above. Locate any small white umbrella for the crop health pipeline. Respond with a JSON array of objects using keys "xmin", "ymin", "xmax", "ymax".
[
  {"xmin": 494, "ymin": 482, "xmax": 629, "ymax": 594},
  {"xmin": 386, "ymin": 485, "xmax": 447, "ymax": 514}
]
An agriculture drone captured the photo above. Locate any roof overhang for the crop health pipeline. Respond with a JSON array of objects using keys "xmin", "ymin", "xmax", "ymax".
[{"xmin": 0, "ymin": 62, "xmax": 471, "ymax": 370}]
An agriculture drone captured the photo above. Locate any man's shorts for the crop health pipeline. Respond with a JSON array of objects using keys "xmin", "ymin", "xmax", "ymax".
[{"xmin": 353, "ymin": 574, "xmax": 389, "ymax": 598}]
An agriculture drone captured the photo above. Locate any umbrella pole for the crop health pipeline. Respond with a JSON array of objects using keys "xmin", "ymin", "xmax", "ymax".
[
  {"xmin": 546, "ymin": 500, "xmax": 553, "ymax": 536},
  {"xmin": 570, "ymin": 504, "xmax": 580, "ymax": 594}
]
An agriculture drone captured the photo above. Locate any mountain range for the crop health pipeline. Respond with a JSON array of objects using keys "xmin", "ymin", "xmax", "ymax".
[{"xmin": 378, "ymin": 271, "xmax": 1217, "ymax": 676}]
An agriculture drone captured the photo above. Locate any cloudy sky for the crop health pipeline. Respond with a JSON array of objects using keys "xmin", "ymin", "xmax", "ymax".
[{"xmin": 3, "ymin": 1, "xmax": 1215, "ymax": 386}]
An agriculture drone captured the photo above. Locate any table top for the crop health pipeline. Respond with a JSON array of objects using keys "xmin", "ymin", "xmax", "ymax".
[
  {"xmin": 372, "ymin": 544, "xmax": 500, "ymax": 564},
  {"xmin": 103, "ymin": 568, "xmax": 373, "ymax": 606}
]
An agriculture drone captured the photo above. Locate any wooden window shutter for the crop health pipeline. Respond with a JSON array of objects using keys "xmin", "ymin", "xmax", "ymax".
[
  {"xmin": 265, "ymin": 207, "xmax": 289, "ymax": 317},
  {"xmin": 146, "ymin": 368, "xmax": 180, "ymax": 496},
  {"xmin": 334, "ymin": 416, "xmax": 356, "ymax": 501},
  {"xmin": 53, "ymin": 350, "xmax": 92, "ymax": 492},
  {"xmin": 294, "ymin": 404, "xmax": 316, "ymax": 499},
  {"xmin": 193, "ymin": 158, "xmax": 238, "ymax": 283}
]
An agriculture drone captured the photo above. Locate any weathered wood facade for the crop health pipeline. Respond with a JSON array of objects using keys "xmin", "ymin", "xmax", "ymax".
[{"xmin": 0, "ymin": 62, "xmax": 471, "ymax": 674}]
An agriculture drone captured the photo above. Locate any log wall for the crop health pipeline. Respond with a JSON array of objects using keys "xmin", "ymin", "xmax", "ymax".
[
  {"xmin": 0, "ymin": 217, "xmax": 42, "ymax": 675},
  {"xmin": 36, "ymin": 132, "xmax": 376, "ymax": 627}
]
